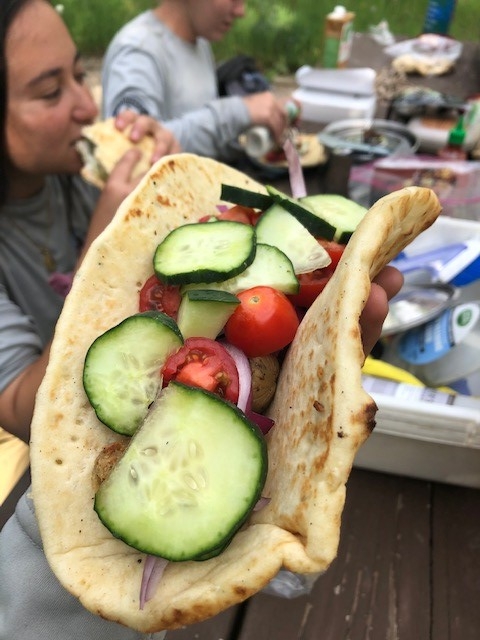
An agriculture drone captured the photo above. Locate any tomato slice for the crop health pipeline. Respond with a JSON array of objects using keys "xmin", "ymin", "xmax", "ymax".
[
  {"xmin": 288, "ymin": 240, "xmax": 345, "ymax": 308},
  {"xmin": 162, "ymin": 337, "xmax": 239, "ymax": 403},
  {"xmin": 264, "ymin": 148, "xmax": 286, "ymax": 164},
  {"xmin": 225, "ymin": 286, "xmax": 299, "ymax": 358},
  {"xmin": 318, "ymin": 239, "xmax": 345, "ymax": 270},
  {"xmin": 139, "ymin": 274, "xmax": 182, "ymax": 318},
  {"xmin": 218, "ymin": 205, "xmax": 258, "ymax": 224}
]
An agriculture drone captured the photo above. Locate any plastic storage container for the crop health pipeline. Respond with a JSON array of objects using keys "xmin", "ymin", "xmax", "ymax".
[
  {"xmin": 355, "ymin": 215, "xmax": 480, "ymax": 488},
  {"xmin": 292, "ymin": 66, "xmax": 376, "ymax": 124}
]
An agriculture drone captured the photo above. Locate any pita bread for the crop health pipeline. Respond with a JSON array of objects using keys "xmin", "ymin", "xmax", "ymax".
[
  {"xmin": 77, "ymin": 118, "xmax": 155, "ymax": 188},
  {"xmin": 30, "ymin": 154, "xmax": 441, "ymax": 633}
]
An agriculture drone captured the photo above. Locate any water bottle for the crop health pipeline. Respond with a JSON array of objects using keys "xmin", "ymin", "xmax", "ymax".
[{"xmin": 422, "ymin": 0, "xmax": 457, "ymax": 35}]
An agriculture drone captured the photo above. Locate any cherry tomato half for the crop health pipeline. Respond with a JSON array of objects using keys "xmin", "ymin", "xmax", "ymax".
[
  {"xmin": 162, "ymin": 337, "xmax": 239, "ymax": 403},
  {"xmin": 139, "ymin": 274, "xmax": 182, "ymax": 319},
  {"xmin": 225, "ymin": 286, "xmax": 300, "ymax": 357},
  {"xmin": 288, "ymin": 240, "xmax": 345, "ymax": 308}
]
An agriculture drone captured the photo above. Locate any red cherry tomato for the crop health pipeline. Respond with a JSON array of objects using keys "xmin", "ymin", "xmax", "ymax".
[
  {"xmin": 288, "ymin": 240, "xmax": 345, "ymax": 308},
  {"xmin": 139, "ymin": 274, "xmax": 182, "ymax": 318},
  {"xmin": 198, "ymin": 205, "xmax": 259, "ymax": 225},
  {"xmin": 218, "ymin": 205, "xmax": 258, "ymax": 224},
  {"xmin": 225, "ymin": 286, "xmax": 300, "ymax": 357},
  {"xmin": 318, "ymin": 239, "xmax": 345, "ymax": 269},
  {"xmin": 264, "ymin": 148, "xmax": 286, "ymax": 164},
  {"xmin": 162, "ymin": 337, "xmax": 239, "ymax": 403}
]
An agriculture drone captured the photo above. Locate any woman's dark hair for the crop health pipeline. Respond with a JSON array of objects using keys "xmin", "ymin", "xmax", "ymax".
[{"xmin": 0, "ymin": 0, "xmax": 40, "ymax": 205}]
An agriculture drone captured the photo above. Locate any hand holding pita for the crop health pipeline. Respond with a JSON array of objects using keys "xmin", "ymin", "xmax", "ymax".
[
  {"xmin": 114, "ymin": 111, "xmax": 181, "ymax": 162},
  {"xmin": 361, "ymin": 265, "xmax": 404, "ymax": 355}
]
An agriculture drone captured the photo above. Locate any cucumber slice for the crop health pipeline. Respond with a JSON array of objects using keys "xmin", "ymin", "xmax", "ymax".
[
  {"xmin": 182, "ymin": 243, "xmax": 299, "ymax": 296},
  {"xmin": 153, "ymin": 221, "xmax": 256, "ymax": 285},
  {"xmin": 220, "ymin": 183, "xmax": 273, "ymax": 211},
  {"xmin": 255, "ymin": 204, "xmax": 331, "ymax": 274},
  {"xmin": 266, "ymin": 185, "xmax": 336, "ymax": 241},
  {"xmin": 94, "ymin": 382, "xmax": 268, "ymax": 561},
  {"xmin": 300, "ymin": 194, "xmax": 367, "ymax": 243},
  {"xmin": 177, "ymin": 289, "xmax": 240, "ymax": 339},
  {"xmin": 83, "ymin": 311, "xmax": 183, "ymax": 436}
]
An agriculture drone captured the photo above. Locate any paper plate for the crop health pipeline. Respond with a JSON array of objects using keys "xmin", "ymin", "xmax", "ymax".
[
  {"xmin": 385, "ymin": 35, "xmax": 462, "ymax": 62},
  {"xmin": 241, "ymin": 133, "xmax": 327, "ymax": 176}
]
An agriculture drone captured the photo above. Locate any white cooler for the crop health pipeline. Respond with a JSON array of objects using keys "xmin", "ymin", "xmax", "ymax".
[
  {"xmin": 355, "ymin": 216, "xmax": 480, "ymax": 488},
  {"xmin": 293, "ymin": 66, "xmax": 377, "ymax": 124}
]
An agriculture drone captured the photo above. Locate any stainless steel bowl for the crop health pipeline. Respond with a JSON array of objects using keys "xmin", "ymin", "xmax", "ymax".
[{"xmin": 319, "ymin": 118, "xmax": 419, "ymax": 162}]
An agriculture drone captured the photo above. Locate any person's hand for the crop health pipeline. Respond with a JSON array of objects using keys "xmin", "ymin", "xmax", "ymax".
[
  {"xmin": 243, "ymin": 91, "xmax": 291, "ymax": 144},
  {"xmin": 360, "ymin": 266, "xmax": 404, "ymax": 356},
  {"xmin": 113, "ymin": 111, "xmax": 181, "ymax": 163}
]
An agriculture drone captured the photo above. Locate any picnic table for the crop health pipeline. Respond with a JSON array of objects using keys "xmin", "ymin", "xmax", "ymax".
[{"xmin": 168, "ymin": 469, "xmax": 480, "ymax": 640}]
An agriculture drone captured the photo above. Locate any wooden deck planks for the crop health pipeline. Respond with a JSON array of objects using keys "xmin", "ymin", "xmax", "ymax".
[
  {"xmin": 168, "ymin": 605, "xmax": 242, "ymax": 640},
  {"xmin": 237, "ymin": 469, "xmax": 433, "ymax": 640},
  {"xmin": 431, "ymin": 482, "xmax": 480, "ymax": 640}
]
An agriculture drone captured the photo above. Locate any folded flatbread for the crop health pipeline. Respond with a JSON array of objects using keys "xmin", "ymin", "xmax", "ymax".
[
  {"xmin": 30, "ymin": 154, "xmax": 441, "ymax": 633},
  {"xmin": 77, "ymin": 117, "xmax": 155, "ymax": 188}
]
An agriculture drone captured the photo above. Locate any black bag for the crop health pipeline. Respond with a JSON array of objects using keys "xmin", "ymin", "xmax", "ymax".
[{"xmin": 217, "ymin": 54, "xmax": 270, "ymax": 97}]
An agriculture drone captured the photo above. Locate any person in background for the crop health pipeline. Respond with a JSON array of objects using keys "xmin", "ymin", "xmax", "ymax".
[
  {"xmin": 0, "ymin": 1, "xmax": 178, "ymax": 638},
  {"xmin": 102, "ymin": 0, "xmax": 295, "ymax": 162}
]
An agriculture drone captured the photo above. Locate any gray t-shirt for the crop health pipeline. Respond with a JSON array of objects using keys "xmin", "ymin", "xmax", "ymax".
[
  {"xmin": 0, "ymin": 175, "xmax": 98, "ymax": 393},
  {"xmin": 101, "ymin": 10, "xmax": 251, "ymax": 160}
]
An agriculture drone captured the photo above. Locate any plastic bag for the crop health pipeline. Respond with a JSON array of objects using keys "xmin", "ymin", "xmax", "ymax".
[
  {"xmin": 350, "ymin": 156, "xmax": 480, "ymax": 221},
  {"xmin": 261, "ymin": 569, "xmax": 321, "ymax": 599}
]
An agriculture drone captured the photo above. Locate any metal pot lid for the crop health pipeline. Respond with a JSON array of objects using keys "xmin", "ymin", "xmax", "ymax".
[
  {"xmin": 320, "ymin": 118, "xmax": 419, "ymax": 161},
  {"xmin": 381, "ymin": 283, "xmax": 457, "ymax": 336}
]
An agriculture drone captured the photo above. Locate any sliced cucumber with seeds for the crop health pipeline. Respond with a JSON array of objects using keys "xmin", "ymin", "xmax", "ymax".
[
  {"xmin": 266, "ymin": 185, "xmax": 337, "ymax": 241},
  {"xmin": 220, "ymin": 183, "xmax": 273, "ymax": 211},
  {"xmin": 94, "ymin": 381, "xmax": 267, "ymax": 561},
  {"xmin": 153, "ymin": 221, "xmax": 256, "ymax": 285},
  {"xmin": 182, "ymin": 243, "xmax": 299, "ymax": 296},
  {"xmin": 177, "ymin": 289, "xmax": 240, "ymax": 339},
  {"xmin": 255, "ymin": 204, "xmax": 331, "ymax": 274},
  {"xmin": 300, "ymin": 194, "xmax": 367, "ymax": 243},
  {"xmin": 83, "ymin": 311, "xmax": 183, "ymax": 436}
]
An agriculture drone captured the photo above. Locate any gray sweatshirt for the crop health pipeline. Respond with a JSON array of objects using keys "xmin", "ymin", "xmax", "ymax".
[{"xmin": 101, "ymin": 11, "xmax": 252, "ymax": 161}]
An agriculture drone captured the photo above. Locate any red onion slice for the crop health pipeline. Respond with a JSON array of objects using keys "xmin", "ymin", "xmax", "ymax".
[
  {"xmin": 246, "ymin": 409, "xmax": 275, "ymax": 435},
  {"xmin": 139, "ymin": 555, "xmax": 168, "ymax": 610},
  {"xmin": 253, "ymin": 496, "xmax": 271, "ymax": 511},
  {"xmin": 284, "ymin": 137, "xmax": 307, "ymax": 198},
  {"xmin": 221, "ymin": 340, "xmax": 275, "ymax": 434},
  {"xmin": 221, "ymin": 341, "xmax": 252, "ymax": 412}
]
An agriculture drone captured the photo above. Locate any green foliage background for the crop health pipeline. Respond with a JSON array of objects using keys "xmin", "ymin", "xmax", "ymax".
[{"xmin": 60, "ymin": 0, "xmax": 479, "ymax": 73}]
